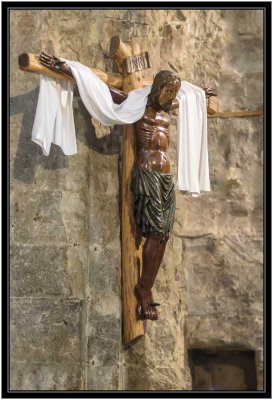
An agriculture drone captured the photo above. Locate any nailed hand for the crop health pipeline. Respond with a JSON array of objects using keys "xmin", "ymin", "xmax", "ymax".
[
  {"xmin": 203, "ymin": 86, "xmax": 217, "ymax": 97},
  {"xmin": 39, "ymin": 52, "xmax": 63, "ymax": 72}
]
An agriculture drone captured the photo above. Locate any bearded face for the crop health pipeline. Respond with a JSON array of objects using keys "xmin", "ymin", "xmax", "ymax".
[{"xmin": 154, "ymin": 80, "xmax": 181, "ymax": 112}]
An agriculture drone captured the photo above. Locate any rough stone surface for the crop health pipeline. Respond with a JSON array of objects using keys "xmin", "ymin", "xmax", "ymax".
[
  {"xmin": 10, "ymin": 298, "xmax": 83, "ymax": 363},
  {"xmin": 10, "ymin": 362, "xmax": 84, "ymax": 390},
  {"xmin": 10, "ymin": 245, "xmax": 72, "ymax": 297},
  {"xmin": 10, "ymin": 9, "xmax": 263, "ymax": 391}
]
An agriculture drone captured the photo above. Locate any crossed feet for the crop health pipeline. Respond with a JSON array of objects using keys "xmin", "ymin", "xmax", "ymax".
[{"xmin": 135, "ymin": 284, "xmax": 160, "ymax": 321}]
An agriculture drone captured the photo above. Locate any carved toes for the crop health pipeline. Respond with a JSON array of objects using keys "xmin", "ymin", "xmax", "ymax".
[{"xmin": 141, "ymin": 305, "xmax": 158, "ymax": 321}]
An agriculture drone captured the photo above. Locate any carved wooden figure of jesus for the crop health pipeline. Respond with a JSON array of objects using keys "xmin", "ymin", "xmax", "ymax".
[{"xmin": 39, "ymin": 52, "xmax": 215, "ymax": 322}]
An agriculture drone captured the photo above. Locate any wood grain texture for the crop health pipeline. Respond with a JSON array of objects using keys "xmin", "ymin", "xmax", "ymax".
[
  {"xmin": 18, "ymin": 44, "xmax": 149, "ymax": 344},
  {"xmin": 18, "ymin": 52, "xmax": 153, "ymax": 90},
  {"xmin": 208, "ymin": 109, "xmax": 263, "ymax": 118},
  {"xmin": 116, "ymin": 39, "xmax": 146, "ymax": 345},
  {"xmin": 18, "ymin": 52, "xmax": 123, "ymax": 88},
  {"xmin": 207, "ymin": 96, "xmax": 218, "ymax": 114}
]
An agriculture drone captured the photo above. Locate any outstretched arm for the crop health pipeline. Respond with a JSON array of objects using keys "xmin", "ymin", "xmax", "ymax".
[
  {"xmin": 39, "ymin": 52, "xmax": 73, "ymax": 78},
  {"xmin": 108, "ymin": 87, "xmax": 128, "ymax": 104},
  {"xmin": 39, "ymin": 52, "xmax": 128, "ymax": 104}
]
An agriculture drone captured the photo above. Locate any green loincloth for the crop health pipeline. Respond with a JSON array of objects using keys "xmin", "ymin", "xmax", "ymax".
[{"xmin": 131, "ymin": 168, "xmax": 176, "ymax": 237}]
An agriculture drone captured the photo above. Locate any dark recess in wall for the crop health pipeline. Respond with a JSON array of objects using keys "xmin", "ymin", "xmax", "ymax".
[{"xmin": 188, "ymin": 348, "xmax": 257, "ymax": 391}]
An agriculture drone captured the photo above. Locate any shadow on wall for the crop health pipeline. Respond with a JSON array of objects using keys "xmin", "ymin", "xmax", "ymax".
[
  {"xmin": 10, "ymin": 86, "xmax": 122, "ymax": 184},
  {"xmin": 188, "ymin": 348, "xmax": 258, "ymax": 390}
]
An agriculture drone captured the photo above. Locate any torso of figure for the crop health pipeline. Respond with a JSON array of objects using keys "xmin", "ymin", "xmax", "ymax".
[{"xmin": 134, "ymin": 106, "xmax": 171, "ymax": 173}]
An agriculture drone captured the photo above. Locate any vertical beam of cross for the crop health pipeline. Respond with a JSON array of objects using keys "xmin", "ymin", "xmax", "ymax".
[
  {"xmin": 18, "ymin": 36, "xmax": 152, "ymax": 345},
  {"xmin": 109, "ymin": 37, "xmax": 146, "ymax": 344}
]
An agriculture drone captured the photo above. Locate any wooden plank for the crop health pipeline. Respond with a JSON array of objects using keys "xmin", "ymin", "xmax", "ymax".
[
  {"xmin": 110, "ymin": 37, "xmax": 146, "ymax": 345},
  {"xmin": 207, "ymin": 95, "xmax": 218, "ymax": 114},
  {"xmin": 18, "ymin": 44, "xmax": 150, "ymax": 345},
  {"xmin": 18, "ymin": 52, "xmax": 123, "ymax": 88},
  {"xmin": 121, "ymin": 124, "xmax": 144, "ymax": 344},
  {"xmin": 208, "ymin": 109, "xmax": 263, "ymax": 118},
  {"xmin": 18, "ymin": 52, "xmax": 153, "ymax": 89}
]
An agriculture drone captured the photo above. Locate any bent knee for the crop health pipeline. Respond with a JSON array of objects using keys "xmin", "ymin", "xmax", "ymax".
[
  {"xmin": 160, "ymin": 233, "xmax": 169, "ymax": 244},
  {"xmin": 146, "ymin": 232, "xmax": 170, "ymax": 244}
]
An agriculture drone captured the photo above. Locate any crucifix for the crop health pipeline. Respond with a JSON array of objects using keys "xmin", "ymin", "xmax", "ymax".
[{"xmin": 18, "ymin": 36, "xmax": 217, "ymax": 345}]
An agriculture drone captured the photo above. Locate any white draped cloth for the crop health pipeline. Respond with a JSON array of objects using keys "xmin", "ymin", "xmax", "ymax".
[{"xmin": 32, "ymin": 60, "xmax": 210, "ymax": 194}]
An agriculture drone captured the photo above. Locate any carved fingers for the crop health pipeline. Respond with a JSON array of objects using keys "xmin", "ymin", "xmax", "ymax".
[{"xmin": 39, "ymin": 52, "xmax": 62, "ymax": 72}]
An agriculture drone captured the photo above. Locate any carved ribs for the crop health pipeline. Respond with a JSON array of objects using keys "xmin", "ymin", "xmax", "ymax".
[{"xmin": 136, "ymin": 125, "xmax": 155, "ymax": 148}]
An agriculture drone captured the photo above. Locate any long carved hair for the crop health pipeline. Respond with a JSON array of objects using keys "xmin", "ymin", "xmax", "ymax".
[{"xmin": 148, "ymin": 70, "xmax": 181, "ymax": 106}]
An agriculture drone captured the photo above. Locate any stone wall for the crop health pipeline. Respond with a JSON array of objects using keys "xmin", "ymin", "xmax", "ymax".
[{"xmin": 10, "ymin": 9, "xmax": 263, "ymax": 390}]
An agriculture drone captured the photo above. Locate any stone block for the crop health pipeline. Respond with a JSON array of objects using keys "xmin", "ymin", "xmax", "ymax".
[
  {"xmin": 185, "ymin": 315, "xmax": 263, "ymax": 349},
  {"xmin": 10, "ymin": 190, "xmax": 67, "ymax": 245},
  {"xmin": 10, "ymin": 149, "xmax": 40, "ymax": 189},
  {"xmin": 125, "ymin": 366, "xmax": 191, "ymax": 390},
  {"xmin": 60, "ymin": 191, "xmax": 89, "ymax": 244},
  {"xmin": 87, "ymin": 365, "xmax": 118, "ymax": 390},
  {"xmin": 10, "ymin": 243, "xmax": 86, "ymax": 299},
  {"xmin": 10, "ymin": 88, "xmax": 39, "ymax": 147},
  {"xmin": 63, "ymin": 149, "xmax": 90, "ymax": 192},
  {"xmin": 66, "ymin": 244, "xmax": 86, "ymax": 299},
  {"xmin": 10, "ymin": 298, "xmax": 83, "ymax": 364},
  {"xmin": 92, "ymin": 293, "xmax": 120, "ymax": 319},
  {"xmin": 10, "ymin": 141, "xmax": 70, "ymax": 190},
  {"xmin": 89, "ymin": 193, "xmax": 120, "ymax": 247},
  {"xmin": 10, "ymin": 361, "xmax": 84, "ymax": 390},
  {"xmin": 89, "ymin": 150, "xmax": 120, "ymax": 196},
  {"xmin": 183, "ymin": 235, "xmax": 263, "ymax": 318},
  {"xmin": 10, "ymin": 245, "xmax": 71, "ymax": 297},
  {"xmin": 174, "ymin": 195, "xmax": 220, "ymax": 238},
  {"xmin": 87, "ymin": 313, "xmax": 120, "ymax": 367},
  {"xmin": 89, "ymin": 245, "xmax": 121, "ymax": 295}
]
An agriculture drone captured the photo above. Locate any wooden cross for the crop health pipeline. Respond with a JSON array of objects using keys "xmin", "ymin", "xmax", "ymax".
[
  {"xmin": 19, "ymin": 36, "xmax": 157, "ymax": 345},
  {"xmin": 19, "ymin": 36, "xmax": 223, "ymax": 345}
]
